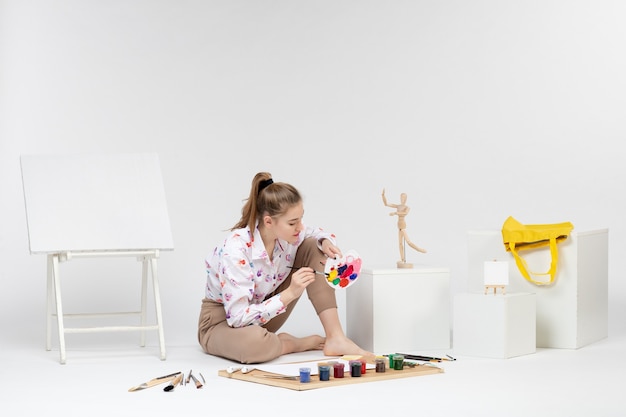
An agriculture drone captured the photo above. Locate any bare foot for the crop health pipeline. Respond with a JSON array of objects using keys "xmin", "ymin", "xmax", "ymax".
[
  {"xmin": 323, "ymin": 336, "xmax": 375, "ymax": 362},
  {"xmin": 278, "ymin": 333, "xmax": 325, "ymax": 355}
]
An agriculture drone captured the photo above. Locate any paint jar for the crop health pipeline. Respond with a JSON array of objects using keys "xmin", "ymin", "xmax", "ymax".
[
  {"xmin": 375, "ymin": 358, "xmax": 386, "ymax": 373},
  {"xmin": 299, "ymin": 367, "xmax": 311, "ymax": 383},
  {"xmin": 333, "ymin": 362, "xmax": 344, "ymax": 378},
  {"xmin": 388, "ymin": 354, "xmax": 395, "ymax": 369},
  {"xmin": 350, "ymin": 360, "xmax": 362, "ymax": 377},
  {"xmin": 318, "ymin": 365, "xmax": 331, "ymax": 381},
  {"xmin": 360, "ymin": 360, "xmax": 367, "ymax": 374},
  {"xmin": 393, "ymin": 354, "xmax": 404, "ymax": 370},
  {"xmin": 316, "ymin": 362, "xmax": 328, "ymax": 375}
]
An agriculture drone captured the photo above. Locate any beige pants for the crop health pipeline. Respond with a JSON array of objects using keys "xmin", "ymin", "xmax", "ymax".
[{"xmin": 197, "ymin": 238, "xmax": 337, "ymax": 364}]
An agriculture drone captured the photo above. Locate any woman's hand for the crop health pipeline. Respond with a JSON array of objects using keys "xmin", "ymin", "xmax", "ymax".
[
  {"xmin": 320, "ymin": 239, "xmax": 342, "ymax": 259},
  {"xmin": 281, "ymin": 267, "xmax": 316, "ymax": 305}
]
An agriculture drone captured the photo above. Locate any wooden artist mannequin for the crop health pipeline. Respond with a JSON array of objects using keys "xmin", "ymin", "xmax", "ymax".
[{"xmin": 382, "ymin": 189, "xmax": 426, "ymax": 268}]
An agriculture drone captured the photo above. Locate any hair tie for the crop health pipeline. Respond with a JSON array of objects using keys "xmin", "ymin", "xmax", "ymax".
[{"xmin": 258, "ymin": 178, "xmax": 274, "ymax": 194}]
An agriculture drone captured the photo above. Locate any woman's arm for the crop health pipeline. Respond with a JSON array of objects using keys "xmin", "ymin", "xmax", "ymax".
[
  {"xmin": 218, "ymin": 241, "xmax": 285, "ymax": 328},
  {"xmin": 303, "ymin": 224, "xmax": 340, "ymax": 258}
]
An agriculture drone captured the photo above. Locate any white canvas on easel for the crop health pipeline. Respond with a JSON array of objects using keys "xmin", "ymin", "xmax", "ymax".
[
  {"xmin": 21, "ymin": 152, "xmax": 174, "ymax": 364},
  {"xmin": 21, "ymin": 153, "xmax": 174, "ymax": 253},
  {"xmin": 484, "ymin": 260, "xmax": 509, "ymax": 295}
]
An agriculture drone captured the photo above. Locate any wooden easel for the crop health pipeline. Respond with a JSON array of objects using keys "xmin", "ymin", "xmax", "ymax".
[
  {"xmin": 483, "ymin": 260, "xmax": 509, "ymax": 296},
  {"xmin": 484, "ymin": 284, "xmax": 506, "ymax": 295},
  {"xmin": 46, "ymin": 250, "xmax": 166, "ymax": 364},
  {"xmin": 21, "ymin": 153, "xmax": 174, "ymax": 364}
]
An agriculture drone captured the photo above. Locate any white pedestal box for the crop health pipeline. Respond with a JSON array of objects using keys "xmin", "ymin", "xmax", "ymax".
[
  {"xmin": 453, "ymin": 292, "xmax": 536, "ymax": 359},
  {"xmin": 346, "ymin": 266, "xmax": 450, "ymax": 354},
  {"xmin": 467, "ymin": 229, "xmax": 608, "ymax": 349}
]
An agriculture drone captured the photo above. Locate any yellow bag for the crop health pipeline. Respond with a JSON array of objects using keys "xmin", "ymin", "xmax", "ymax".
[{"xmin": 501, "ymin": 216, "xmax": 574, "ymax": 286}]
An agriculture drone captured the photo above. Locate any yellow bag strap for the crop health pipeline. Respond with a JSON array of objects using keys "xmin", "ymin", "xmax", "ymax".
[{"xmin": 507, "ymin": 237, "xmax": 559, "ymax": 285}]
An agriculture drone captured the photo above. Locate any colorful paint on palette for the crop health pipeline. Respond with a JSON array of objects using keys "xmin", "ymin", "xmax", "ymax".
[{"xmin": 324, "ymin": 250, "xmax": 362, "ymax": 289}]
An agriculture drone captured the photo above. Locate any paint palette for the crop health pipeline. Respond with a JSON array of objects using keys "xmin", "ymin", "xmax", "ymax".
[{"xmin": 323, "ymin": 250, "xmax": 362, "ymax": 289}]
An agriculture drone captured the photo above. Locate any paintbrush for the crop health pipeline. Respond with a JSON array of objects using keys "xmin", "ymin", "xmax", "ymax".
[
  {"xmin": 128, "ymin": 371, "xmax": 181, "ymax": 392},
  {"xmin": 287, "ymin": 266, "xmax": 327, "ymax": 276},
  {"xmin": 163, "ymin": 373, "xmax": 183, "ymax": 392},
  {"xmin": 189, "ymin": 372, "xmax": 203, "ymax": 389}
]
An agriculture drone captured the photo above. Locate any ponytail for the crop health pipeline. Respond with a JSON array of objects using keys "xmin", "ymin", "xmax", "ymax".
[{"xmin": 231, "ymin": 172, "xmax": 302, "ymax": 239}]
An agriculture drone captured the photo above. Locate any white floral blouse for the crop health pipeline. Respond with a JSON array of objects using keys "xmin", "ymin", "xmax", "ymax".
[{"xmin": 204, "ymin": 223, "xmax": 335, "ymax": 328}]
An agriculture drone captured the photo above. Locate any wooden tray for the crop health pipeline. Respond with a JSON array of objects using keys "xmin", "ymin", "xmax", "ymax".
[{"xmin": 218, "ymin": 363, "xmax": 444, "ymax": 391}]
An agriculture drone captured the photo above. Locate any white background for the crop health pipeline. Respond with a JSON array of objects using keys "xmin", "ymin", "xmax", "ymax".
[{"xmin": 1, "ymin": 0, "xmax": 625, "ymax": 351}]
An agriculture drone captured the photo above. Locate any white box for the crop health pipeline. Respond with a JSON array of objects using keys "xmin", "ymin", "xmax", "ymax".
[
  {"xmin": 467, "ymin": 229, "xmax": 608, "ymax": 349},
  {"xmin": 346, "ymin": 266, "xmax": 450, "ymax": 353},
  {"xmin": 453, "ymin": 292, "xmax": 536, "ymax": 359}
]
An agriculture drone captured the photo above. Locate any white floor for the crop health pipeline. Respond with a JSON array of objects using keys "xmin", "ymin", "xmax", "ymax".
[{"xmin": 3, "ymin": 332, "xmax": 625, "ymax": 417}]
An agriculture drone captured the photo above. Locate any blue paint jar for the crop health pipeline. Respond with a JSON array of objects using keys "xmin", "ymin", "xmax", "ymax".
[
  {"xmin": 319, "ymin": 365, "xmax": 330, "ymax": 381},
  {"xmin": 299, "ymin": 367, "xmax": 311, "ymax": 383}
]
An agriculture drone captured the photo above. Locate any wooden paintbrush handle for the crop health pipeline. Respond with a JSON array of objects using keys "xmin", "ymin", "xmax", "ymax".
[{"xmin": 128, "ymin": 372, "xmax": 181, "ymax": 391}]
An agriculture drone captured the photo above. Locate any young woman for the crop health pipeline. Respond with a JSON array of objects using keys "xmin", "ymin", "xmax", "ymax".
[{"xmin": 198, "ymin": 172, "xmax": 372, "ymax": 364}]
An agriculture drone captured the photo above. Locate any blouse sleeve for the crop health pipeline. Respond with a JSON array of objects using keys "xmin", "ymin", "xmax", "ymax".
[
  {"xmin": 219, "ymin": 240, "xmax": 286, "ymax": 328},
  {"xmin": 303, "ymin": 224, "xmax": 337, "ymax": 249}
]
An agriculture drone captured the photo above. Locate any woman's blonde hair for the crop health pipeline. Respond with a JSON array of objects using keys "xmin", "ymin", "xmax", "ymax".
[{"xmin": 232, "ymin": 172, "xmax": 302, "ymax": 237}]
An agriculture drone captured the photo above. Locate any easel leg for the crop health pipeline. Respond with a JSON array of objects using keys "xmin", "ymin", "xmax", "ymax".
[
  {"xmin": 51, "ymin": 254, "xmax": 67, "ymax": 364},
  {"xmin": 150, "ymin": 256, "xmax": 167, "ymax": 360},
  {"xmin": 46, "ymin": 255, "xmax": 53, "ymax": 352},
  {"xmin": 140, "ymin": 257, "xmax": 148, "ymax": 348}
]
